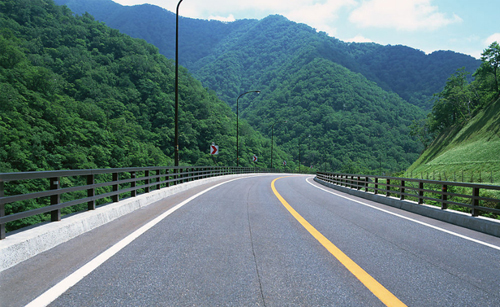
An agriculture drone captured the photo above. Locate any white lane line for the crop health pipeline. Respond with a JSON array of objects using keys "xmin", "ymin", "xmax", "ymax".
[
  {"xmin": 26, "ymin": 177, "xmax": 243, "ymax": 307},
  {"xmin": 306, "ymin": 177, "xmax": 500, "ymax": 251}
]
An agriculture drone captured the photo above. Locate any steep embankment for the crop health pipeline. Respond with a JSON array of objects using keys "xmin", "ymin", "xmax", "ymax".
[{"xmin": 407, "ymin": 98, "xmax": 500, "ymax": 184}]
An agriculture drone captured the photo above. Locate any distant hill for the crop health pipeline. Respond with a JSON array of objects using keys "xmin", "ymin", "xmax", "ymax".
[
  {"xmin": 0, "ymin": 0, "xmax": 285, "ymax": 173},
  {"xmin": 407, "ymin": 98, "xmax": 500, "ymax": 184},
  {"xmin": 54, "ymin": 0, "xmax": 480, "ymax": 110},
  {"xmin": 51, "ymin": 0, "xmax": 481, "ymax": 173}
]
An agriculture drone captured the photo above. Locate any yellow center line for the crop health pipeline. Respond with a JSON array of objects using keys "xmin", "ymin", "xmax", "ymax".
[{"xmin": 271, "ymin": 177, "xmax": 407, "ymax": 307}]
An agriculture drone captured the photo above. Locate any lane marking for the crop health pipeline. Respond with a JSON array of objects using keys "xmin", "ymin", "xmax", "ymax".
[
  {"xmin": 26, "ymin": 177, "xmax": 246, "ymax": 307},
  {"xmin": 271, "ymin": 177, "xmax": 407, "ymax": 307},
  {"xmin": 306, "ymin": 177, "xmax": 500, "ymax": 251}
]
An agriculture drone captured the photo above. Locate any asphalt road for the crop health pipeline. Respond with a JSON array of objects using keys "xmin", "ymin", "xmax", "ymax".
[{"xmin": 2, "ymin": 174, "xmax": 500, "ymax": 306}]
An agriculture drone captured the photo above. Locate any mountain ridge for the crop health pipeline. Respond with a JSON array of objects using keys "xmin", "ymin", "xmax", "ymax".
[{"xmin": 54, "ymin": 0, "xmax": 481, "ymax": 110}]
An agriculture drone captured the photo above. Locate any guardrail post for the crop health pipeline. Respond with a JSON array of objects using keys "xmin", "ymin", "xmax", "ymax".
[
  {"xmin": 471, "ymin": 187, "xmax": 480, "ymax": 216},
  {"xmin": 357, "ymin": 176, "xmax": 361, "ymax": 190},
  {"xmin": 50, "ymin": 177, "xmax": 61, "ymax": 221},
  {"xmin": 164, "ymin": 169, "xmax": 169, "ymax": 187},
  {"xmin": 441, "ymin": 185, "xmax": 448, "ymax": 210},
  {"xmin": 400, "ymin": 180, "xmax": 405, "ymax": 200},
  {"xmin": 131, "ymin": 172, "xmax": 136, "ymax": 197},
  {"xmin": 145, "ymin": 170, "xmax": 150, "ymax": 193},
  {"xmin": 418, "ymin": 182, "xmax": 424, "ymax": 204},
  {"xmin": 156, "ymin": 169, "xmax": 161, "ymax": 190},
  {"xmin": 365, "ymin": 177, "xmax": 369, "ymax": 192},
  {"xmin": 87, "ymin": 174, "xmax": 95, "ymax": 210},
  {"xmin": 112, "ymin": 173, "xmax": 119, "ymax": 202},
  {"xmin": 374, "ymin": 177, "xmax": 378, "ymax": 195},
  {"xmin": 0, "ymin": 181, "xmax": 5, "ymax": 239},
  {"xmin": 386, "ymin": 179, "xmax": 391, "ymax": 197}
]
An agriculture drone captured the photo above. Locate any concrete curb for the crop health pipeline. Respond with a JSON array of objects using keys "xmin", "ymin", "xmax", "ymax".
[
  {"xmin": 314, "ymin": 177, "xmax": 500, "ymax": 238},
  {"xmin": 0, "ymin": 174, "xmax": 255, "ymax": 272}
]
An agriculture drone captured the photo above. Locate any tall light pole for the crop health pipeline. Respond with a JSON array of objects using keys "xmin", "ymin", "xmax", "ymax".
[
  {"xmin": 236, "ymin": 91, "xmax": 260, "ymax": 166},
  {"xmin": 174, "ymin": 0, "xmax": 183, "ymax": 166}
]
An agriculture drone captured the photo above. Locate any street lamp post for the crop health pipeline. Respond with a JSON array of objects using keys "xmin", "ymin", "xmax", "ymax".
[
  {"xmin": 174, "ymin": 0, "xmax": 183, "ymax": 166},
  {"xmin": 236, "ymin": 91, "xmax": 260, "ymax": 166}
]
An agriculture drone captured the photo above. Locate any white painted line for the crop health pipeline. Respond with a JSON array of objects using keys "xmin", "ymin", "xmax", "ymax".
[
  {"xmin": 25, "ymin": 177, "xmax": 243, "ymax": 307},
  {"xmin": 306, "ymin": 177, "xmax": 500, "ymax": 251}
]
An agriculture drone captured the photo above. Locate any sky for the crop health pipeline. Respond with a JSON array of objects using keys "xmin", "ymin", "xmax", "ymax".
[{"xmin": 112, "ymin": 0, "xmax": 500, "ymax": 59}]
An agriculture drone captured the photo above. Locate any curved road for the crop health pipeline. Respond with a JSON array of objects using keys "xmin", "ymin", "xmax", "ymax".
[{"xmin": 2, "ymin": 174, "xmax": 500, "ymax": 306}]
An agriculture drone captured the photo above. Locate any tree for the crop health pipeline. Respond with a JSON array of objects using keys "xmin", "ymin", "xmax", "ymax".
[
  {"xmin": 429, "ymin": 68, "xmax": 473, "ymax": 133},
  {"xmin": 476, "ymin": 41, "xmax": 500, "ymax": 99}
]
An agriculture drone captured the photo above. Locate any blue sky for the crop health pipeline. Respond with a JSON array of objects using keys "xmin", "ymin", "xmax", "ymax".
[{"xmin": 113, "ymin": 0, "xmax": 500, "ymax": 59}]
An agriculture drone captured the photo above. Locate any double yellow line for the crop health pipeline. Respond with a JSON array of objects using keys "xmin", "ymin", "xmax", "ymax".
[{"xmin": 271, "ymin": 177, "xmax": 406, "ymax": 307}]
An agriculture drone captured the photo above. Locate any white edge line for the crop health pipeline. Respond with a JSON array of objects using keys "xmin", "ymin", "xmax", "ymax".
[
  {"xmin": 305, "ymin": 177, "xmax": 500, "ymax": 251},
  {"xmin": 26, "ymin": 177, "xmax": 243, "ymax": 307}
]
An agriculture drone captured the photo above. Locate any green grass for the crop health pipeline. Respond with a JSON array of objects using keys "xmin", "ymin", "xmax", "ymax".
[{"xmin": 406, "ymin": 98, "xmax": 500, "ymax": 185}]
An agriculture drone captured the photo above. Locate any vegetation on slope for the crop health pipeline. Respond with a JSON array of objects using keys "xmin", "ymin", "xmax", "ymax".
[
  {"xmin": 54, "ymin": 0, "xmax": 480, "ymax": 111},
  {"xmin": 0, "ymin": 0, "xmax": 288, "ymax": 174},
  {"xmin": 408, "ymin": 42, "xmax": 500, "ymax": 184},
  {"xmin": 53, "ymin": 0, "xmax": 482, "ymax": 174}
]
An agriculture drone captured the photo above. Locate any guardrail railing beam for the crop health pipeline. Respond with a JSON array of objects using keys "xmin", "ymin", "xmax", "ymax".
[{"xmin": 316, "ymin": 171, "xmax": 500, "ymax": 220}]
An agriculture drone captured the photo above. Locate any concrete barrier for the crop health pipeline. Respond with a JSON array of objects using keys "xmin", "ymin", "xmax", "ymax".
[
  {"xmin": 314, "ymin": 177, "xmax": 500, "ymax": 238},
  {"xmin": 0, "ymin": 174, "xmax": 254, "ymax": 272}
]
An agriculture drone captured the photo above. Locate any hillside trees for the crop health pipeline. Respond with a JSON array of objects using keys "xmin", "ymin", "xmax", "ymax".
[
  {"xmin": 0, "ymin": 0, "xmax": 286, "ymax": 174},
  {"xmin": 475, "ymin": 41, "xmax": 500, "ymax": 101},
  {"xmin": 420, "ymin": 42, "xmax": 500, "ymax": 140}
]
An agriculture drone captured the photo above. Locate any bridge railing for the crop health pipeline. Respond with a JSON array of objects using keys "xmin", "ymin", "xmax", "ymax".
[
  {"xmin": 316, "ymin": 172, "xmax": 500, "ymax": 219},
  {"xmin": 0, "ymin": 166, "xmax": 268, "ymax": 240}
]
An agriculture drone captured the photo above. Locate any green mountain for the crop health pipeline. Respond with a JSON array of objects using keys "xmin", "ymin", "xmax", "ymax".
[
  {"xmin": 52, "ymin": 0, "xmax": 482, "ymax": 173},
  {"xmin": 0, "ymin": 0, "xmax": 287, "ymax": 173},
  {"xmin": 54, "ymin": 0, "xmax": 480, "ymax": 111}
]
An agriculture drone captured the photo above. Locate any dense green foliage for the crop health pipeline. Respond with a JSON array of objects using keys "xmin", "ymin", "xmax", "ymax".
[
  {"xmin": 55, "ymin": 0, "xmax": 480, "ymax": 111},
  {"xmin": 421, "ymin": 42, "xmax": 500, "ymax": 136},
  {"xmin": 407, "ymin": 43, "xmax": 500, "ymax": 185},
  {"xmin": 244, "ymin": 58, "xmax": 425, "ymax": 173},
  {"xmin": 54, "ymin": 0, "xmax": 481, "ymax": 174},
  {"xmin": 0, "ymin": 0, "xmax": 284, "ymax": 174}
]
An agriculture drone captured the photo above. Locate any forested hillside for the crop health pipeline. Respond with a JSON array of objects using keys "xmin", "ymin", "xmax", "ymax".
[
  {"xmin": 52, "ymin": 0, "xmax": 482, "ymax": 173},
  {"xmin": 407, "ymin": 42, "xmax": 500, "ymax": 184},
  {"xmin": 0, "ymin": 0, "xmax": 286, "ymax": 173},
  {"xmin": 55, "ymin": 0, "xmax": 480, "ymax": 111}
]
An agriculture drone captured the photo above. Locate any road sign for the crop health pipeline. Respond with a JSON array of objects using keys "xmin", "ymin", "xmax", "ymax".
[
  {"xmin": 210, "ymin": 143, "xmax": 219, "ymax": 155},
  {"xmin": 253, "ymin": 155, "xmax": 257, "ymax": 162},
  {"xmin": 283, "ymin": 160, "xmax": 287, "ymax": 166}
]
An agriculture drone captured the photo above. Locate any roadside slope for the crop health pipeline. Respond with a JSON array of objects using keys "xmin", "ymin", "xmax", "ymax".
[{"xmin": 407, "ymin": 98, "xmax": 500, "ymax": 184}]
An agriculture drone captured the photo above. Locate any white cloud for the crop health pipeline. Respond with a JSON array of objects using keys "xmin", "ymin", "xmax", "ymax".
[
  {"xmin": 284, "ymin": 0, "xmax": 355, "ymax": 36},
  {"xmin": 349, "ymin": 0, "xmax": 462, "ymax": 31},
  {"xmin": 485, "ymin": 33, "xmax": 500, "ymax": 46},
  {"xmin": 208, "ymin": 14, "xmax": 236, "ymax": 22},
  {"xmin": 345, "ymin": 35, "xmax": 375, "ymax": 43},
  {"xmin": 112, "ymin": 0, "xmax": 355, "ymax": 29}
]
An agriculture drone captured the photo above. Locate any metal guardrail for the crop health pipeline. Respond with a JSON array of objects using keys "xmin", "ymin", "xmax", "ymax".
[
  {"xmin": 316, "ymin": 172, "xmax": 500, "ymax": 219},
  {"xmin": 0, "ymin": 166, "xmax": 270, "ymax": 239}
]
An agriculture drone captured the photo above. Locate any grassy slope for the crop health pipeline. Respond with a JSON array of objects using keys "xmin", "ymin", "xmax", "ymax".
[{"xmin": 406, "ymin": 98, "xmax": 500, "ymax": 184}]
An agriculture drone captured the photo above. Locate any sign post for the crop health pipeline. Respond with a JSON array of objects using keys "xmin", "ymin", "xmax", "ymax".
[
  {"xmin": 210, "ymin": 143, "xmax": 219, "ymax": 166},
  {"xmin": 210, "ymin": 143, "xmax": 219, "ymax": 155}
]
